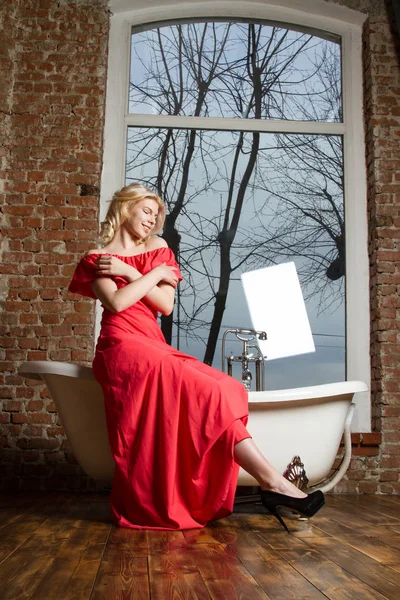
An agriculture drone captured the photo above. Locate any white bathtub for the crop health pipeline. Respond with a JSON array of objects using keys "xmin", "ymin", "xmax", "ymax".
[{"xmin": 19, "ymin": 361, "xmax": 368, "ymax": 493}]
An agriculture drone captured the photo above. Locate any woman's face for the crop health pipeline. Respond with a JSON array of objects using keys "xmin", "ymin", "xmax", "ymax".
[{"xmin": 125, "ymin": 199, "xmax": 159, "ymax": 240}]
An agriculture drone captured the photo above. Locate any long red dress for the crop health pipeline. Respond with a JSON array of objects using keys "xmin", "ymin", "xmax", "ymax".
[{"xmin": 69, "ymin": 247, "xmax": 250, "ymax": 530}]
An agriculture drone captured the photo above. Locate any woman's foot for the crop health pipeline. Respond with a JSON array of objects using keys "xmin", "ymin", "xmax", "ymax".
[
  {"xmin": 260, "ymin": 489, "xmax": 325, "ymax": 532},
  {"xmin": 233, "ymin": 438, "xmax": 307, "ymax": 499},
  {"xmin": 260, "ymin": 470, "xmax": 307, "ymax": 499}
]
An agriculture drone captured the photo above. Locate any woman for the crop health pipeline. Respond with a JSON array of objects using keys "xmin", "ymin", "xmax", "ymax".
[{"xmin": 69, "ymin": 183, "xmax": 324, "ymax": 532}]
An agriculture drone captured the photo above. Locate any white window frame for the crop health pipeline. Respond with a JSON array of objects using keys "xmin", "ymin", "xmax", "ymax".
[{"xmin": 101, "ymin": 0, "xmax": 370, "ymax": 431}]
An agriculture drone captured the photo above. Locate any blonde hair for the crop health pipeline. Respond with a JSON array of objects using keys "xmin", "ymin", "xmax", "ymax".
[{"xmin": 99, "ymin": 183, "xmax": 166, "ymax": 246}]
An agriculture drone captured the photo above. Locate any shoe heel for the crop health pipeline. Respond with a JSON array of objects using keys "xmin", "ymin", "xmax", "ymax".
[{"xmin": 266, "ymin": 506, "xmax": 290, "ymax": 534}]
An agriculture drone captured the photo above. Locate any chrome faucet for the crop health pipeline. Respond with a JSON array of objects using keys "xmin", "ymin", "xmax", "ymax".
[{"xmin": 222, "ymin": 329, "xmax": 267, "ymax": 391}]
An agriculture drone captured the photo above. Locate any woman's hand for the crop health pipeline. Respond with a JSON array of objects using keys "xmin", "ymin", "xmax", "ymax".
[
  {"xmin": 154, "ymin": 263, "xmax": 179, "ymax": 288},
  {"xmin": 95, "ymin": 255, "xmax": 140, "ymax": 282}
]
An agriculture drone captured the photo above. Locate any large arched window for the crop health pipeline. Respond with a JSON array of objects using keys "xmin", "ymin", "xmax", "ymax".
[{"xmin": 102, "ymin": 1, "xmax": 369, "ymax": 430}]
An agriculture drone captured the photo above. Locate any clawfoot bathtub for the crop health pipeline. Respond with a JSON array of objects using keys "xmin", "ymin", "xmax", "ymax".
[{"xmin": 19, "ymin": 361, "xmax": 368, "ymax": 493}]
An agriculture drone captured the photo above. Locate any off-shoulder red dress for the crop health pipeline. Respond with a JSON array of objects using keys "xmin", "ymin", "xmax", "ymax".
[{"xmin": 69, "ymin": 247, "xmax": 250, "ymax": 530}]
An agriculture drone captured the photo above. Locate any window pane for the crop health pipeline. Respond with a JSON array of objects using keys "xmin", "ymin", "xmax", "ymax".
[
  {"xmin": 126, "ymin": 126, "xmax": 345, "ymax": 389},
  {"xmin": 129, "ymin": 21, "xmax": 342, "ymax": 122}
]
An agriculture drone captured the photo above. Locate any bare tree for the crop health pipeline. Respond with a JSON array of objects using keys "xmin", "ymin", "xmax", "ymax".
[
  {"xmin": 203, "ymin": 24, "xmax": 318, "ymax": 364},
  {"xmin": 252, "ymin": 45, "xmax": 344, "ymax": 310},
  {"xmin": 128, "ymin": 22, "xmax": 233, "ymax": 341},
  {"xmin": 127, "ymin": 21, "xmax": 343, "ymax": 363}
]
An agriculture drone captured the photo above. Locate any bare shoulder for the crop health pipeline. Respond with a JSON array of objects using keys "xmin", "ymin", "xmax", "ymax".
[
  {"xmin": 86, "ymin": 248, "xmax": 105, "ymax": 255},
  {"xmin": 146, "ymin": 236, "xmax": 168, "ymax": 251}
]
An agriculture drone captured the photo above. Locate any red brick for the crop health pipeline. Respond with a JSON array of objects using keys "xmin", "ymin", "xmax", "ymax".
[
  {"xmin": 27, "ymin": 351, "xmax": 47, "ymax": 361},
  {"xmin": 20, "ymin": 314, "xmax": 40, "ymax": 325},
  {"xmin": 16, "ymin": 438, "xmax": 60, "ymax": 450},
  {"xmin": 12, "ymin": 412, "xmax": 53, "ymax": 425},
  {"xmin": 47, "ymin": 426, "xmax": 65, "ymax": 437},
  {"xmin": 22, "ymin": 450, "xmax": 40, "ymax": 462},
  {"xmin": 361, "ymin": 432, "xmax": 382, "ymax": 445},
  {"xmin": 379, "ymin": 471, "xmax": 399, "ymax": 482},
  {"xmin": 16, "ymin": 387, "xmax": 34, "ymax": 398},
  {"xmin": 379, "ymin": 483, "xmax": 397, "ymax": 494},
  {"xmin": 41, "ymin": 315, "xmax": 61, "ymax": 325},
  {"xmin": 71, "ymin": 350, "xmax": 93, "ymax": 362},
  {"xmin": 352, "ymin": 447, "xmax": 380, "ymax": 457},
  {"xmin": 18, "ymin": 338, "xmax": 39, "ymax": 350},
  {"xmin": 346, "ymin": 470, "xmax": 366, "ymax": 481},
  {"xmin": 381, "ymin": 444, "xmax": 400, "ymax": 455},
  {"xmin": 49, "ymin": 350, "xmax": 71, "ymax": 361},
  {"xmin": 3, "ymin": 400, "xmax": 23, "ymax": 412},
  {"xmin": 359, "ymin": 481, "xmax": 379, "ymax": 494},
  {"xmin": 26, "ymin": 400, "xmax": 44, "ymax": 411}
]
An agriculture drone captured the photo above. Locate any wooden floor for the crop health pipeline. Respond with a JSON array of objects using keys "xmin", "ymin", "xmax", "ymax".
[{"xmin": 1, "ymin": 493, "xmax": 400, "ymax": 599}]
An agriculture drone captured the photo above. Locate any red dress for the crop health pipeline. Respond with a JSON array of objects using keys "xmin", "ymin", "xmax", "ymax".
[{"xmin": 69, "ymin": 247, "xmax": 250, "ymax": 530}]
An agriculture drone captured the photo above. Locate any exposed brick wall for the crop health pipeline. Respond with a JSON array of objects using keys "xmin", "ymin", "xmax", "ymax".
[
  {"xmin": 361, "ymin": 0, "xmax": 400, "ymax": 495},
  {"xmin": 0, "ymin": 0, "xmax": 399, "ymax": 493},
  {"xmin": 0, "ymin": 0, "xmax": 109, "ymax": 490},
  {"xmin": 332, "ymin": 0, "xmax": 400, "ymax": 494}
]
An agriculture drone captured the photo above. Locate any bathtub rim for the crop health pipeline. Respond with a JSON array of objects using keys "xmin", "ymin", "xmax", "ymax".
[
  {"xmin": 19, "ymin": 360, "xmax": 95, "ymax": 381},
  {"xmin": 248, "ymin": 380, "xmax": 368, "ymax": 404},
  {"xmin": 19, "ymin": 361, "xmax": 368, "ymax": 402}
]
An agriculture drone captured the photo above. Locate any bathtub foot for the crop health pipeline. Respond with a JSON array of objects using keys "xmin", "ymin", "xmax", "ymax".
[{"xmin": 283, "ymin": 455, "xmax": 309, "ymax": 491}]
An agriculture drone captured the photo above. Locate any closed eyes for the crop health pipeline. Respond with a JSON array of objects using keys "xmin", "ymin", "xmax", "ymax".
[{"xmin": 144, "ymin": 208, "xmax": 158, "ymax": 218}]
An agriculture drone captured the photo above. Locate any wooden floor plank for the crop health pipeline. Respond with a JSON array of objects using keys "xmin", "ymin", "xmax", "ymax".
[
  {"xmin": 310, "ymin": 514, "xmax": 400, "ymax": 570},
  {"xmin": 190, "ymin": 542, "xmax": 272, "ymax": 599},
  {"xmin": 2, "ymin": 493, "xmax": 400, "ymax": 600},
  {"xmin": 377, "ymin": 534, "xmax": 400, "ymax": 551},
  {"xmin": 63, "ymin": 545, "xmax": 108, "ymax": 600},
  {"xmin": 225, "ymin": 527, "xmax": 327, "ymax": 599},
  {"xmin": 148, "ymin": 530, "xmax": 188, "ymax": 554},
  {"xmin": 0, "ymin": 556, "xmax": 55, "ymax": 599},
  {"xmin": 149, "ymin": 570, "xmax": 211, "ymax": 600},
  {"xmin": 0, "ymin": 496, "xmax": 74, "ymax": 564},
  {"xmin": 383, "ymin": 524, "xmax": 400, "ymax": 534},
  {"xmin": 0, "ymin": 497, "xmax": 42, "ymax": 532},
  {"xmin": 325, "ymin": 496, "xmax": 400, "ymax": 529},
  {"xmin": 338, "ymin": 495, "xmax": 400, "ymax": 521},
  {"xmin": 231, "ymin": 511, "xmax": 297, "ymax": 537},
  {"xmin": 27, "ymin": 512, "xmax": 111, "ymax": 600},
  {"xmin": 271, "ymin": 543, "xmax": 392, "ymax": 600},
  {"xmin": 355, "ymin": 494, "xmax": 400, "ymax": 509},
  {"xmin": 106, "ymin": 527, "xmax": 150, "ymax": 555},
  {"xmin": 300, "ymin": 534, "xmax": 400, "ymax": 600},
  {"xmin": 90, "ymin": 549, "xmax": 150, "ymax": 599},
  {"xmin": 149, "ymin": 547, "xmax": 211, "ymax": 600},
  {"xmin": 0, "ymin": 495, "xmax": 105, "ymax": 599},
  {"xmin": 62, "ymin": 516, "xmax": 111, "ymax": 600},
  {"xmin": 145, "ymin": 529, "xmax": 212, "ymax": 599},
  {"xmin": 376, "ymin": 496, "xmax": 400, "ymax": 506},
  {"xmin": 183, "ymin": 528, "xmax": 226, "ymax": 545},
  {"xmin": 312, "ymin": 504, "xmax": 395, "ymax": 537}
]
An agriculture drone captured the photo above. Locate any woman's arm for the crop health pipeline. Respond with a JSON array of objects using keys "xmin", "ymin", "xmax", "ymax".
[
  {"xmin": 92, "ymin": 252, "xmax": 178, "ymax": 315},
  {"xmin": 121, "ymin": 264, "xmax": 177, "ymax": 315},
  {"xmin": 91, "ymin": 262, "xmax": 178, "ymax": 315},
  {"xmin": 150, "ymin": 282, "xmax": 177, "ymax": 315},
  {"xmin": 114, "ymin": 260, "xmax": 178, "ymax": 316}
]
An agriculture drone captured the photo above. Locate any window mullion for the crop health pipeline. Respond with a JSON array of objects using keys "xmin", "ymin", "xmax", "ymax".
[{"xmin": 124, "ymin": 114, "xmax": 346, "ymax": 136}]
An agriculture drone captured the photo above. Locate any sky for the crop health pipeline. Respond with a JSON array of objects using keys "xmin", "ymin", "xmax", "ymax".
[{"xmin": 125, "ymin": 19, "xmax": 345, "ymax": 391}]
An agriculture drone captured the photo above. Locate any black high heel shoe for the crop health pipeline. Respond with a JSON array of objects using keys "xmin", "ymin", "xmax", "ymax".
[{"xmin": 261, "ymin": 489, "xmax": 325, "ymax": 533}]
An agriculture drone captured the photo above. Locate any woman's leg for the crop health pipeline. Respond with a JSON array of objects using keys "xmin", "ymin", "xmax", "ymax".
[{"xmin": 234, "ymin": 437, "xmax": 306, "ymax": 499}]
